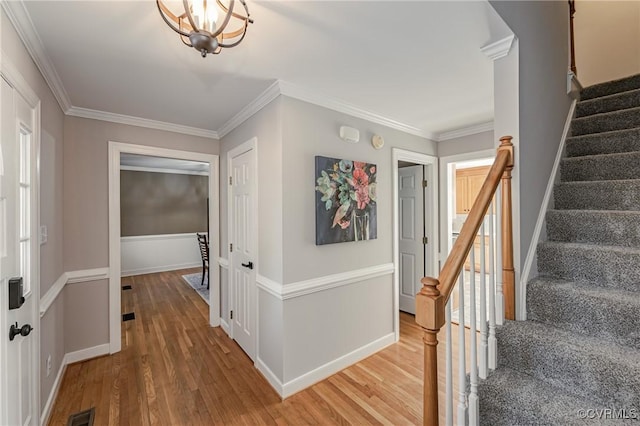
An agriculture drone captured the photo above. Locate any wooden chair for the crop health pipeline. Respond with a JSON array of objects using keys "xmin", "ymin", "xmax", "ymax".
[{"xmin": 196, "ymin": 233, "xmax": 209, "ymax": 289}]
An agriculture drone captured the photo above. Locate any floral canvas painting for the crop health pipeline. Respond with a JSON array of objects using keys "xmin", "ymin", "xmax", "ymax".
[{"xmin": 315, "ymin": 156, "xmax": 377, "ymax": 245}]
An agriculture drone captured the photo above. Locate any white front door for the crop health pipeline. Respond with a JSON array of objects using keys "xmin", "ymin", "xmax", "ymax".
[
  {"xmin": 398, "ymin": 165, "xmax": 425, "ymax": 314},
  {"xmin": 229, "ymin": 142, "xmax": 256, "ymax": 360},
  {"xmin": 0, "ymin": 76, "xmax": 39, "ymax": 425}
]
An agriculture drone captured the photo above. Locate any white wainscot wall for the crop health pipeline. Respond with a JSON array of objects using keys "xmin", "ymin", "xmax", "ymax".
[{"xmin": 120, "ymin": 233, "xmax": 203, "ymax": 276}]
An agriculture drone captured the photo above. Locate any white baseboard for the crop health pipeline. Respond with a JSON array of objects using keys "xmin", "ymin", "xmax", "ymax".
[
  {"xmin": 40, "ymin": 343, "xmax": 110, "ymax": 425},
  {"xmin": 281, "ymin": 332, "xmax": 395, "ymax": 398},
  {"xmin": 256, "ymin": 358, "xmax": 284, "ymax": 398},
  {"xmin": 220, "ymin": 318, "xmax": 230, "ymax": 335},
  {"xmin": 121, "ymin": 262, "xmax": 201, "ymax": 277}
]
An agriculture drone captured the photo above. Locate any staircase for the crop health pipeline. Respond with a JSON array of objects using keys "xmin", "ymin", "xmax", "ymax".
[{"xmin": 479, "ymin": 74, "xmax": 640, "ymax": 425}]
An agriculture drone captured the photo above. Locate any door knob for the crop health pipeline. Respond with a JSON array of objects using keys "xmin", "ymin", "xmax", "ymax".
[
  {"xmin": 241, "ymin": 261, "xmax": 253, "ymax": 270},
  {"xmin": 9, "ymin": 323, "xmax": 33, "ymax": 341}
]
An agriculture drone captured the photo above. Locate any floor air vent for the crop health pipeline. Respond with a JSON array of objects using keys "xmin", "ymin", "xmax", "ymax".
[
  {"xmin": 122, "ymin": 285, "xmax": 132, "ymax": 290},
  {"xmin": 67, "ymin": 407, "xmax": 95, "ymax": 426},
  {"xmin": 122, "ymin": 312, "xmax": 135, "ymax": 321}
]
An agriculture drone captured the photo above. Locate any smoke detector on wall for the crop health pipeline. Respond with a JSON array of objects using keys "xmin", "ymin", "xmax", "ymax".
[{"xmin": 339, "ymin": 126, "xmax": 360, "ymax": 143}]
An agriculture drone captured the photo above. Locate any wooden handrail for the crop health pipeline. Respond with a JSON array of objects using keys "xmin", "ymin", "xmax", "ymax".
[
  {"xmin": 569, "ymin": 0, "xmax": 577, "ymax": 75},
  {"xmin": 416, "ymin": 136, "xmax": 515, "ymax": 426}
]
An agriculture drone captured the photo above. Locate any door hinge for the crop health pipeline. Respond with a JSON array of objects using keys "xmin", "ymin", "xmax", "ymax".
[
  {"xmin": 422, "ymin": 180, "xmax": 428, "ymax": 188},
  {"xmin": 230, "ymin": 310, "xmax": 233, "ymax": 320},
  {"xmin": 423, "ymin": 236, "xmax": 429, "ymax": 245},
  {"xmin": 229, "ymin": 176, "xmax": 233, "ymax": 185},
  {"xmin": 230, "ymin": 243, "xmax": 233, "ymax": 253}
]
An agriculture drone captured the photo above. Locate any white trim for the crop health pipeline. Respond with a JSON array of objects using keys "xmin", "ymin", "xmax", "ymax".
[
  {"xmin": 39, "ymin": 355, "xmax": 66, "ymax": 426},
  {"xmin": 0, "ymin": 1, "xmax": 71, "ymax": 112},
  {"xmin": 68, "ymin": 106, "xmax": 218, "ymax": 139},
  {"xmin": 66, "ymin": 267, "xmax": 110, "ymax": 284},
  {"xmin": 64, "ymin": 344, "xmax": 110, "ymax": 365},
  {"xmin": 39, "ymin": 273, "xmax": 66, "ymax": 318},
  {"xmin": 519, "ymin": 99, "xmax": 577, "ymax": 319},
  {"xmin": 217, "ymin": 257, "xmax": 229, "ymax": 268},
  {"xmin": 437, "ymin": 122, "xmax": 494, "ymax": 142},
  {"xmin": 120, "ymin": 165, "xmax": 209, "ymax": 176},
  {"xmin": 120, "ymin": 233, "xmax": 206, "ymax": 243},
  {"xmin": 109, "ymin": 142, "xmax": 220, "ymax": 354},
  {"xmin": 256, "ymin": 274, "xmax": 284, "ymax": 299},
  {"xmin": 281, "ymin": 333, "xmax": 395, "ymax": 398},
  {"xmin": 392, "ymin": 149, "xmax": 439, "ymax": 341},
  {"xmin": 481, "ymin": 35, "xmax": 515, "ymax": 61},
  {"xmin": 278, "ymin": 80, "xmax": 437, "ymax": 140},
  {"xmin": 0, "ymin": 50, "xmax": 39, "ymax": 107},
  {"xmin": 220, "ymin": 318, "xmax": 230, "ymax": 335},
  {"xmin": 217, "ymin": 81, "xmax": 281, "ymax": 138},
  {"xmin": 282, "ymin": 263, "xmax": 394, "ymax": 300},
  {"xmin": 121, "ymin": 263, "xmax": 201, "ymax": 277},
  {"xmin": 256, "ymin": 358, "xmax": 284, "ymax": 398}
]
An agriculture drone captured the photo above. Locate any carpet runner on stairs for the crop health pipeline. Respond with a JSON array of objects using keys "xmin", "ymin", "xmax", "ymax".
[{"xmin": 479, "ymin": 73, "xmax": 640, "ymax": 425}]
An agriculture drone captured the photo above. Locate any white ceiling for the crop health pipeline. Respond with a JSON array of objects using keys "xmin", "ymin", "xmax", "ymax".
[
  {"xmin": 18, "ymin": 1, "xmax": 512, "ymax": 140},
  {"xmin": 120, "ymin": 153, "xmax": 210, "ymax": 174}
]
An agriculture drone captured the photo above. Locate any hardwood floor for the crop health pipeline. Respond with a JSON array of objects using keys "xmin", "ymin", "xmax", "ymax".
[{"xmin": 48, "ymin": 269, "xmax": 454, "ymax": 425}]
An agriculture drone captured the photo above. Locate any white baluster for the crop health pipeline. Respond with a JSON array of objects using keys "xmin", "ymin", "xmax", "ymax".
[
  {"xmin": 496, "ymin": 186, "xmax": 505, "ymax": 325},
  {"xmin": 488, "ymin": 200, "xmax": 498, "ymax": 370},
  {"xmin": 457, "ymin": 273, "xmax": 468, "ymax": 426},
  {"xmin": 469, "ymin": 248, "xmax": 479, "ymax": 426},
  {"xmin": 479, "ymin": 221, "xmax": 488, "ymax": 380},
  {"xmin": 446, "ymin": 299, "xmax": 453, "ymax": 426}
]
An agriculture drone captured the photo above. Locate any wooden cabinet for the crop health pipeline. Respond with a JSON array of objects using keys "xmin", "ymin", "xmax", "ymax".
[{"xmin": 455, "ymin": 166, "xmax": 491, "ymax": 214}]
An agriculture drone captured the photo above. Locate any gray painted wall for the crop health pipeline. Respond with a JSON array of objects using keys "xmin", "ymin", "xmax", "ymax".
[
  {"xmin": 120, "ymin": 170, "xmax": 208, "ymax": 237},
  {"xmin": 2, "ymin": 9, "xmax": 66, "ymax": 412},
  {"xmin": 437, "ymin": 130, "xmax": 495, "ymax": 158}
]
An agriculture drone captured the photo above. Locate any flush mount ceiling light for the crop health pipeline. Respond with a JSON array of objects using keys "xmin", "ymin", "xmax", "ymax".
[{"xmin": 157, "ymin": 0, "xmax": 253, "ymax": 58}]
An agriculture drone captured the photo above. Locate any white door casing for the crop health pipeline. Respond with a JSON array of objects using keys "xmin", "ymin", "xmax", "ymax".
[
  {"xmin": 398, "ymin": 165, "xmax": 425, "ymax": 315},
  {"xmin": 227, "ymin": 138, "xmax": 257, "ymax": 361},
  {"xmin": 0, "ymin": 71, "xmax": 40, "ymax": 426}
]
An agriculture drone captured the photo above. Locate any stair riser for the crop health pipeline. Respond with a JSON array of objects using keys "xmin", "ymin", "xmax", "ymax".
[
  {"xmin": 546, "ymin": 211, "xmax": 640, "ymax": 247},
  {"xmin": 561, "ymin": 153, "xmax": 640, "ymax": 182},
  {"xmin": 581, "ymin": 74, "xmax": 640, "ymax": 101},
  {"xmin": 537, "ymin": 243, "xmax": 640, "ymax": 291},
  {"xmin": 554, "ymin": 182, "xmax": 640, "ymax": 211},
  {"xmin": 576, "ymin": 90, "xmax": 640, "ymax": 118},
  {"xmin": 572, "ymin": 109, "xmax": 640, "ymax": 136},
  {"xmin": 497, "ymin": 327, "xmax": 640, "ymax": 408},
  {"xmin": 566, "ymin": 128, "xmax": 640, "ymax": 157},
  {"xmin": 528, "ymin": 280, "xmax": 640, "ymax": 350}
]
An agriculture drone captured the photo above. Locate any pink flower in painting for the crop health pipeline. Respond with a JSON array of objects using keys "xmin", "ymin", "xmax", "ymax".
[
  {"xmin": 352, "ymin": 168, "xmax": 369, "ymax": 187},
  {"xmin": 352, "ymin": 168, "xmax": 371, "ymax": 209},
  {"xmin": 356, "ymin": 187, "xmax": 370, "ymax": 210},
  {"xmin": 338, "ymin": 219, "xmax": 351, "ymax": 229},
  {"xmin": 354, "ymin": 161, "xmax": 366, "ymax": 170},
  {"xmin": 370, "ymin": 166, "xmax": 376, "ymax": 174}
]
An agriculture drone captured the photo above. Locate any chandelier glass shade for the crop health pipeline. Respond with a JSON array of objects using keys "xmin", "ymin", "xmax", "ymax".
[{"xmin": 157, "ymin": 0, "xmax": 253, "ymax": 57}]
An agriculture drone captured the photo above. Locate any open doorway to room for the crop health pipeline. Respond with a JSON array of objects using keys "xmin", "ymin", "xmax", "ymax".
[
  {"xmin": 392, "ymin": 149, "xmax": 438, "ymax": 340},
  {"xmin": 107, "ymin": 143, "xmax": 220, "ymax": 354}
]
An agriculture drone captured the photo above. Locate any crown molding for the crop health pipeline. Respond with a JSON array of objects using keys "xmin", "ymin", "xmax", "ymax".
[
  {"xmin": 480, "ymin": 35, "xmax": 515, "ymax": 61},
  {"xmin": 67, "ymin": 106, "xmax": 219, "ymax": 139},
  {"xmin": 278, "ymin": 80, "xmax": 437, "ymax": 140},
  {"xmin": 437, "ymin": 121, "xmax": 494, "ymax": 142},
  {"xmin": 217, "ymin": 80, "xmax": 281, "ymax": 138},
  {"xmin": 1, "ymin": 0, "xmax": 71, "ymax": 112}
]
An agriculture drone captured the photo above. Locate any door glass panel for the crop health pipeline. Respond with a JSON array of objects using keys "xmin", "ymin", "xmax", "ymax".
[{"xmin": 19, "ymin": 128, "xmax": 31, "ymax": 294}]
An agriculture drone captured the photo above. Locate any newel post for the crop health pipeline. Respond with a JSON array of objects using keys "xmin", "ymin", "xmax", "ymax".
[
  {"xmin": 498, "ymin": 136, "xmax": 515, "ymax": 320},
  {"xmin": 416, "ymin": 277, "xmax": 445, "ymax": 426}
]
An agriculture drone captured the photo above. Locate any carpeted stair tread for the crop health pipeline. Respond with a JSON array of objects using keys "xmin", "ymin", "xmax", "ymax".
[
  {"xmin": 537, "ymin": 241, "xmax": 640, "ymax": 291},
  {"xmin": 527, "ymin": 277, "xmax": 640, "ymax": 350},
  {"xmin": 560, "ymin": 151, "xmax": 640, "ymax": 182},
  {"xmin": 497, "ymin": 320, "xmax": 640, "ymax": 408},
  {"xmin": 566, "ymin": 127, "xmax": 640, "ymax": 157},
  {"xmin": 576, "ymin": 88, "xmax": 640, "ymax": 118},
  {"xmin": 479, "ymin": 368, "xmax": 610, "ymax": 426},
  {"xmin": 554, "ymin": 179, "xmax": 640, "ymax": 210},
  {"xmin": 571, "ymin": 107, "xmax": 640, "ymax": 136},
  {"xmin": 546, "ymin": 209, "xmax": 640, "ymax": 247},
  {"xmin": 581, "ymin": 74, "xmax": 640, "ymax": 101}
]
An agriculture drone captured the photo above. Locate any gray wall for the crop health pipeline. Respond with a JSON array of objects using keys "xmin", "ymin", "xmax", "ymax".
[
  {"xmin": 437, "ymin": 130, "xmax": 495, "ymax": 158},
  {"xmin": 2, "ymin": 8, "xmax": 66, "ymax": 412},
  {"xmin": 490, "ymin": 1, "xmax": 572, "ymax": 280},
  {"xmin": 120, "ymin": 170, "xmax": 208, "ymax": 237}
]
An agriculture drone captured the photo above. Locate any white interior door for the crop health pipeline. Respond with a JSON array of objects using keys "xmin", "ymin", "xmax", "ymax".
[
  {"xmin": 229, "ymin": 144, "xmax": 256, "ymax": 360},
  {"xmin": 398, "ymin": 165, "xmax": 425, "ymax": 314},
  {"xmin": 0, "ymin": 76, "xmax": 39, "ymax": 425}
]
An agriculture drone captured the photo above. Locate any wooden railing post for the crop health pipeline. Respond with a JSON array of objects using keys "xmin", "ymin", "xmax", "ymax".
[
  {"xmin": 416, "ymin": 277, "xmax": 445, "ymax": 426},
  {"xmin": 498, "ymin": 136, "xmax": 515, "ymax": 320},
  {"xmin": 569, "ymin": 0, "xmax": 577, "ymax": 75}
]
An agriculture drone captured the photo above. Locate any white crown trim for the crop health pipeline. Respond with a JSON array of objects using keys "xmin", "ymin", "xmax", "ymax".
[
  {"xmin": 278, "ymin": 80, "xmax": 437, "ymax": 140},
  {"xmin": 437, "ymin": 121, "xmax": 494, "ymax": 142},
  {"xmin": 1, "ymin": 0, "xmax": 71, "ymax": 112},
  {"xmin": 217, "ymin": 81, "xmax": 282, "ymax": 138},
  {"xmin": 67, "ymin": 106, "xmax": 219, "ymax": 139},
  {"xmin": 480, "ymin": 35, "xmax": 515, "ymax": 61}
]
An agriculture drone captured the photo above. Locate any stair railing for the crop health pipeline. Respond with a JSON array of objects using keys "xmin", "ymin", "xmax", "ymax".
[
  {"xmin": 416, "ymin": 136, "xmax": 515, "ymax": 426},
  {"xmin": 569, "ymin": 0, "xmax": 577, "ymax": 75}
]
